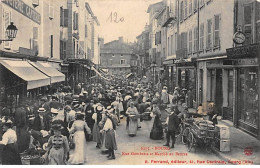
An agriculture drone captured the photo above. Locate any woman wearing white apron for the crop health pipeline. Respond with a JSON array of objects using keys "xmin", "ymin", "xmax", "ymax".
[{"xmin": 126, "ymin": 102, "xmax": 139, "ymax": 136}]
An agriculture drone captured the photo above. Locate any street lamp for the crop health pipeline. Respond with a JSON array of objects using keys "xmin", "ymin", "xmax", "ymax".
[{"xmin": 0, "ymin": 22, "xmax": 18, "ymax": 44}]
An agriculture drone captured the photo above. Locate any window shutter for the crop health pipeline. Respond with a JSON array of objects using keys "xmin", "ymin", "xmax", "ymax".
[
  {"xmin": 63, "ymin": 9, "xmax": 68, "ymax": 27},
  {"xmin": 76, "ymin": 13, "xmax": 79, "ymax": 30},
  {"xmin": 60, "ymin": 7, "xmax": 64, "ymax": 26},
  {"xmin": 73, "ymin": 12, "xmax": 76, "ymax": 30},
  {"xmin": 60, "ymin": 40, "xmax": 63, "ymax": 60},
  {"xmin": 50, "ymin": 35, "xmax": 53, "ymax": 58}
]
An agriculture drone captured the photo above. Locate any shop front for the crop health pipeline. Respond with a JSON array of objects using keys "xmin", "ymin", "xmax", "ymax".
[
  {"xmin": 226, "ymin": 43, "xmax": 259, "ymax": 139},
  {"xmin": 163, "ymin": 58, "xmax": 176, "ymax": 93},
  {"xmin": 175, "ymin": 59, "xmax": 196, "ymax": 108},
  {"xmin": 0, "ymin": 59, "xmax": 51, "ymax": 112}
]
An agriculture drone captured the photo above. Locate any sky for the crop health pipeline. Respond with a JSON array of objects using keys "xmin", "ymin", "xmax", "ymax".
[{"xmin": 88, "ymin": 0, "xmax": 162, "ymax": 43}]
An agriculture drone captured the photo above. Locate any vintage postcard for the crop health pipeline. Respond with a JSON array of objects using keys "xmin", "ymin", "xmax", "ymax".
[{"xmin": 0, "ymin": 0, "xmax": 259, "ymax": 165}]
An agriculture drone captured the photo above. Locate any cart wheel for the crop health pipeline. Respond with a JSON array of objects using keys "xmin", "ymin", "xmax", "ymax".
[
  {"xmin": 176, "ymin": 124, "xmax": 183, "ymax": 137},
  {"xmin": 187, "ymin": 131, "xmax": 195, "ymax": 152},
  {"xmin": 181, "ymin": 127, "xmax": 189, "ymax": 145}
]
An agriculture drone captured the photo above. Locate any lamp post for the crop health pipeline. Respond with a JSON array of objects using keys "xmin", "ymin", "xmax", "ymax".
[{"xmin": 0, "ymin": 22, "xmax": 18, "ymax": 44}]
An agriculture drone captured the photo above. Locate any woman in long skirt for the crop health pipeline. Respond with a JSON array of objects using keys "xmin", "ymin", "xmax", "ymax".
[
  {"xmin": 102, "ymin": 111, "xmax": 117, "ymax": 160},
  {"xmin": 150, "ymin": 102, "xmax": 163, "ymax": 140},
  {"xmin": 92, "ymin": 105, "xmax": 103, "ymax": 148},
  {"xmin": 68, "ymin": 112, "xmax": 91, "ymax": 164},
  {"xmin": 0, "ymin": 119, "xmax": 22, "ymax": 165},
  {"xmin": 126, "ymin": 102, "xmax": 139, "ymax": 136},
  {"xmin": 43, "ymin": 123, "xmax": 69, "ymax": 165}
]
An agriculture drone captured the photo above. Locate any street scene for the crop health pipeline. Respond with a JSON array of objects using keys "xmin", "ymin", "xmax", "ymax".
[{"xmin": 0, "ymin": 0, "xmax": 260, "ymax": 166}]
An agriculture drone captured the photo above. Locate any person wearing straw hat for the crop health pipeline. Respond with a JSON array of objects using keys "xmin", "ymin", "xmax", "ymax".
[
  {"xmin": 0, "ymin": 118, "xmax": 22, "ymax": 165},
  {"xmin": 42, "ymin": 123, "xmax": 69, "ymax": 165},
  {"xmin": 33, "ymin": 108, "xmax": 51, "ymax": 131},
  {"xmin": 68, "ymin": 111, "xmax": 91, "ymax": 164}
]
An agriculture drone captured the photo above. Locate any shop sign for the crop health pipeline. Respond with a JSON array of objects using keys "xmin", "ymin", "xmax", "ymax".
[
  {"xmin": 206, "ymin": 60, "xmax": 223, "ymax": 67},
  {"xmin": 2, "ymin": 0, "xmax": 41, "ymax": 24},
  {"xmin": 163, "ymin": 59, "xmax": 174, "ymax": 65},
  {"xmin": 233, "ymin": 58, "xmax": 257, "ymax": 66},
  {"xmin": 226, "ymin": 43, "xmax": 259, "ymax": 59}
]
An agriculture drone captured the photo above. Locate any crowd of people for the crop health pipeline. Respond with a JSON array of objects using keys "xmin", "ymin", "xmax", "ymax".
[{"xmin": 0, "ymin": 75, "xmax": 219, "ymax": 165}]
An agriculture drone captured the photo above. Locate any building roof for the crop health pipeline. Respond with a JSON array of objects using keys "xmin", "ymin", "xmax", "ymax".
[
  {"xmin": 101, "ymin": 39, "xmax": 134, "ymax": 54},
  {"xmin": 147, "ymin": 1, "xmax": 164, "ymax": 13},
  {"xmin": 155, "ymin": 6, "xmax": 166, "ymax": 19}
]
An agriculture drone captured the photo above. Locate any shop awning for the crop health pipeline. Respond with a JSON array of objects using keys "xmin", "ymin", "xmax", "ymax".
[
  {"xmin": 0, "ymin": 60, "xmax": 50, "ymax": 90},
  {"xmin": 29, "ymin": 61, "xmax": 65, "ymax": 84},
  {"xmin": 91, "ymin": 66, "xmax": 111, "ymax": 81}
]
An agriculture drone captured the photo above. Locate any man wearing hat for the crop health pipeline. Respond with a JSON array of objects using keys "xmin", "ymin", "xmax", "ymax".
[
  {"xmin": 33, "ymin": 108, "xmax": 51, "ymax": 131},
  {"xmin": 39, "ymin": 97, "xmax": 51, "ymax": 116},
  {"xmin": 164, "ymin": 107, "xmax": 180, "ymax": 148}
]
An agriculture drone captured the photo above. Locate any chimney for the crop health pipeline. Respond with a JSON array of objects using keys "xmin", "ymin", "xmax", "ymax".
[{"xmin": 119, "ymin": 36, "xmax": 123, "ymax": 43}]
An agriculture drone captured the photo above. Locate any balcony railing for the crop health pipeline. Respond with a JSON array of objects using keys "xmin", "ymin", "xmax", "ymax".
[
  {"xmin": 162, "ymin": 7, "xmax": 176, "ymax": 27},
  {"xmin": 176, "ymin": 48, "xmax": 188, "ymax": 59}
]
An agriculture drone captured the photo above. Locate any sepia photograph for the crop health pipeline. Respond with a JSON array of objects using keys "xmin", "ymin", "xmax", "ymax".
[{"xmin": 0, "ymin": 0, "xmax": 259, "ymax": 165}]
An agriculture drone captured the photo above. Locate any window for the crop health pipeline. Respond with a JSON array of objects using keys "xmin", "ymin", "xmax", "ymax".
[
  {"xmin": 206, "ymin": 19, "xmax": 212, "ymax": 49},
  {"xmin": 120, "ymin": 59, "xmax": 126, "ymax": 64},
  {"xmin": 193, "ymin": 27, "xmax": 198, "ymax": 52},
  {"xmin": 193, "ymin": 0, "xmax": 198, "ymax": 11},
  {"xmin": 73, "ymin": 12, "xmax": 79, "ymax": 30},
  {"xmin": 121, "ymin": 54, "xmax": 123, "ymax": 57},
  {"xmin": 238, "ymin": 67, "xmax": 258, "ymax": 127},
  {"xmin": 189, "ymin": 0, "xmax": 193, "ymax": 15},
  {"xmin": 184, "ymin": 0, "xmax": 188, "ymax": 18},
  {"xmin": 199, "ymin": 23, "xmax": 204, "ymax": 50},
  {"xmin": 109, "ymin": 59, "xmax": 112, "ymax": 65},
  {"xmin": 112, "ymin": 54, "xmax": 115, "ymax": 57},
  {"xmin": 180, "ymin": 1, "xmax": 184, "ymax": 21},
  {"xmin": 214, "ymin": 15, "xmax": 221, "ymax": 47},
  {"xmin": 244, "ymin": 5, "xmax": 252, "ymax": 45},
  {"xmin": 49, "ymin": 0, "xmax": 54, "ymax": 19},
  {"xmin": 60, "ymin": 40, "xmax": 67, "ymax": 60},
  {"xmin": 188, "ymin": 30, "xmax": 192, "ymax": 53},
  {"xmin": 60, "ymin": 8, "xmax": 68, "ymax": 27},
  {"xmin": 50, "ymin": 35, "xmax": 53, "ymax": 58}
]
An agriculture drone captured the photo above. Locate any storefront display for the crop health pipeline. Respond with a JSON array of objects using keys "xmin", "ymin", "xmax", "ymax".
[{"xmin": 238, "ymin": 67, "xmax": 258, "ymax": 128}]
